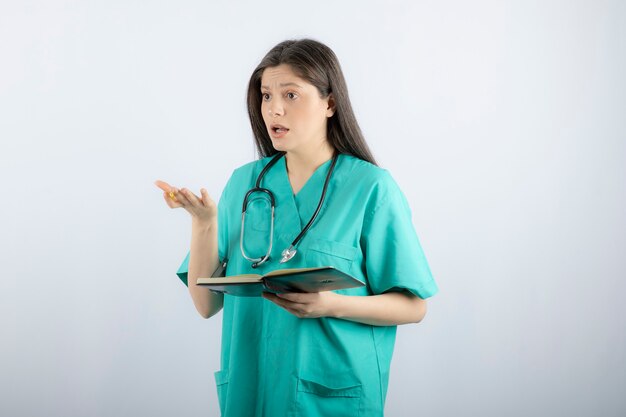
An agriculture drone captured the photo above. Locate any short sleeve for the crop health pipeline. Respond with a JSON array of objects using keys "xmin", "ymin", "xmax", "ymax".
[
  {"xmin": 361, "ymin": 175, "xmax": 438, "ymax": 299},
  {"xmin": 175, "ymin": 252, "xmax": 191, "ymax": 286},
  {"xmin": 175, "ymin": 174, "xmax": 232, "ymax": 287}
]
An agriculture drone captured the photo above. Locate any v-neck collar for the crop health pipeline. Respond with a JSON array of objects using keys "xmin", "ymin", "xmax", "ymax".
[
  {"xmin": 279, "ymin": 154, "xmax": 335, "ymax": 199},
  {"xmin": 261, "ymin": 154, "xmax": 337, "ymax": 230}
]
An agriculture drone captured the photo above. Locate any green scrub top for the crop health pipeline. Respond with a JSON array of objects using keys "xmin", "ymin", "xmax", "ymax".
[{"xmin": 176, "ymin": 153, "xmax": 438, "ymax": 417}]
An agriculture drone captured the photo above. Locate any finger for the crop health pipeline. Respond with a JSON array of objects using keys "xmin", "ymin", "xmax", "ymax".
[
  {"xmin": 164, "ymin": 187, "xmax": 180, "ymax": 203},
  {"xmin": 163, "ymin": 192, "xmax": 182, "ymax": 208},
  {"xmin": 156, "ymin": 180, "xmax": 181, "ymax": 204},
  {"xmin": 262, "ymin": 292, "xmax": 279, "ymax": 302},
  {"xmin": 277, "ymin": 292, "xmax": 309, "ymax": 303},
  {"xmin": 264, "ymin": 294, "xmax": 309, "ymax": 318},
  {"xmin": 155, "ymin": 179, "xmax": 174, "ymax": 193},
  {"xmin": 200, "ymin": 188, "xmax": 211, "ymax": 207},
  {"xmin": 263, "ymin": 293, "xmax": 295, "ymax": 309},
  {"xmin": 180, "ymin": 188, "xmax": 202, "ymax": 207},
  {"xmin": 173, "ymin": 188, "xmax": 192, "ymax": 206}
]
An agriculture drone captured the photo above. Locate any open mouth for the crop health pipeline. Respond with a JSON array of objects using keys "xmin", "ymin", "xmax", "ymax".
[{"xmin": 271, "ymin": 124, "xmax": 289, "ymax": 133}]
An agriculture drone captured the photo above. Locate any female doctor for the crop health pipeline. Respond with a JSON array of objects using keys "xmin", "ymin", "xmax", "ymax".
[{"xmin": 156, "ymin": 39, "xmax": 438, "ymax": 417}]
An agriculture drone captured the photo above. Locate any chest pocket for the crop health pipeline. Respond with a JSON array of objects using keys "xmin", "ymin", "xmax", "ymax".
[
  {"xmin": 304, "ymin": 239, "xmax": 358, "ymax": 276},
  {"xmin": 241, "ymin": 197, "xmax": 272, "ymax": 258},
  {"xmin": 245, "ymin": 197, "xmax": 272, "ymax": 232}
]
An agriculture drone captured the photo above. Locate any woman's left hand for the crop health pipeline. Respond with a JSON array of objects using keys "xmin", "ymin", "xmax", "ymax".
[{"xmin": 262, "ymin": 291, "xmax": 340, "ymax": 319}]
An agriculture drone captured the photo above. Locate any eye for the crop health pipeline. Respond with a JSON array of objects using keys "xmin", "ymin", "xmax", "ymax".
[
  {"xmin": 287, "ymin": 92, "xmax": 298, "ymax": 100},
  {"xmin": 262, "ymin": 93, "xmax": 270, "ymax": 101}
]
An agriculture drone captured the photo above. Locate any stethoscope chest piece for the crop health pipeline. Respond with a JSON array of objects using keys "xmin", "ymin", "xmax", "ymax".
[{"xmin": 280, "ymin": 246, "xmax": 297, "ymax": 263}]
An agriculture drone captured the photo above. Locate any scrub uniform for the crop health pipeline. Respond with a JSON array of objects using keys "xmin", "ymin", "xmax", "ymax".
[{"xmin": 176, "ymin": 154, "xmax": 438, "ymax": 417}]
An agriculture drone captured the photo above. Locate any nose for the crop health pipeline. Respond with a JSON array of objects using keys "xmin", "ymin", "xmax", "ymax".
[{"xmin": 268, "ymin": 99, "xmax": 284, "ymax": 117}]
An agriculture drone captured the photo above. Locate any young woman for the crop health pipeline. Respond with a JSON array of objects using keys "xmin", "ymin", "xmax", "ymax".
[{"xmin": 156, "ymin": 39, "xmax": 438, "ymax": 417}]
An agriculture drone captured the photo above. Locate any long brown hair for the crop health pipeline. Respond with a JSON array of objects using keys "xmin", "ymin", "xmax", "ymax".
[{"xmin": 246, "ymin": 39, "xmax": 377, "ymax": 165}]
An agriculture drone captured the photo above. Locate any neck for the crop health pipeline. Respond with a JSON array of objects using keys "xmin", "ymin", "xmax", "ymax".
[{"xmin": 284, "ymin": 141, "xmax": 335, "ymax": 177}]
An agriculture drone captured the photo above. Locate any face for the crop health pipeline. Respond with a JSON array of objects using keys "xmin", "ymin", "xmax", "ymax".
[{"xmin": 260, "ymin": 64, "xmax": 335, "ymax": 156}]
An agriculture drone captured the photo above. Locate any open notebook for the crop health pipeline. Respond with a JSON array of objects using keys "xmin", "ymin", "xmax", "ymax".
[{"xmin": 196, "ymin": 266, "xmax": 364, "ymax": 297}]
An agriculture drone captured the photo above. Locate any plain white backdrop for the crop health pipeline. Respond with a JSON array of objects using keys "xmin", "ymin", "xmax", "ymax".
[{"xmin": 1, "ymin": 1, "xmax": 624, "ymax": 416}]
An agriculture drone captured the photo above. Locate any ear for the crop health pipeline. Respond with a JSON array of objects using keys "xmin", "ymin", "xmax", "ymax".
[{"xmin": 325, "ymin": 93, "xmax": 336, "ymax": 117}]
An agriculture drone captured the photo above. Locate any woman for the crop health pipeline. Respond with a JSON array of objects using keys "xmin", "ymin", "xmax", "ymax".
[{"xmin": 156, "ymin": 39, "xmax": 438, "ymax": 417}]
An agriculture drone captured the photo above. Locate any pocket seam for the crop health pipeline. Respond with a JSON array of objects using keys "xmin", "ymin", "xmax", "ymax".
[
  {"xmin": 308, "ymin": 239, "xmax": 358, "ymax": 261},
  {"xmin": 297, "ymin": 377, "xmax": 362, "ymax": 398},
  {"xmin": 214, "ymin": 369, "xmax": 229, "ymax": 386}
]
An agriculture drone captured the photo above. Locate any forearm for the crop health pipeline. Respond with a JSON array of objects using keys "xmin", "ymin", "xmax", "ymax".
[
  {"xmin": 187, "ymin": 219, "xmax": 223, "ymax": 318},
  {"xmin": 332, "ymin": 291, "xmax": 427, "ymax": 326}
]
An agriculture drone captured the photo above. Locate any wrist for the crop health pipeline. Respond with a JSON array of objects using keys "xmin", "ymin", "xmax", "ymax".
[
  {"xmin": 328, "ymin": 292, "xmax": 347, "ymax": 319},
  {"xmin": 191, "ymin": 216, "xmax": 217, "ymax": 232}
]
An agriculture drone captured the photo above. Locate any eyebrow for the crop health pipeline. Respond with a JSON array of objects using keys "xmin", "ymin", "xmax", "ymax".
[{"xmin": 260, "ymin": 82, "xmax": 303, "ymax": 90}]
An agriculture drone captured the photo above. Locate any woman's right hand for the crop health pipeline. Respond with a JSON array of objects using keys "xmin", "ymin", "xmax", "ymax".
[{"xmin": 155, "ymin": 179, "xmax": 217, "ymax": 225}]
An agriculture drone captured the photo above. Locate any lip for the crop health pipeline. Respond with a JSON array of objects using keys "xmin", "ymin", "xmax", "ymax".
[
  {"xmin": 270, "ymin": 123, "xmax": 289, "ymax": 131},
  {"xmin": 269, "ymin": 124, "xmax": 290, "ymax": 138}
]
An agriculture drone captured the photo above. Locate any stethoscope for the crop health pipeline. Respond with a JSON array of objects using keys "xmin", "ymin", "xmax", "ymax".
[{"xmin": 240, "ymin": 151, "xmax": 339, "ymax": 268}]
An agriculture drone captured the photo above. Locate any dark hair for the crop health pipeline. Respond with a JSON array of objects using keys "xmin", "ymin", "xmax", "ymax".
[{"xmin": 246, "ymin": 39, "xmax": 377, "ymax": 165}]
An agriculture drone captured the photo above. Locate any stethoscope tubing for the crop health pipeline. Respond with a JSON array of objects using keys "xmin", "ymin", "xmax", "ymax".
[
  {"xmin": 240, "ymin": 151, "xmax": 338, "ymax": 268},
  {"xmin": 288, "ymin": 153, "xmax": 338, "ymax": 249}
]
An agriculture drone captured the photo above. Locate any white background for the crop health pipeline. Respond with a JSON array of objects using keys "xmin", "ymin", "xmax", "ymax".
[{"xmin": 1, "ymin": 1, "xmax": 624, "ymax": 416}]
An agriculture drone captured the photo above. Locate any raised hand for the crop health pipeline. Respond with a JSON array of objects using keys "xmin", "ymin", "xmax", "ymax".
[{"xmin": 155, "ymin": 179, "xmax": 217, "ymax": 225}]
